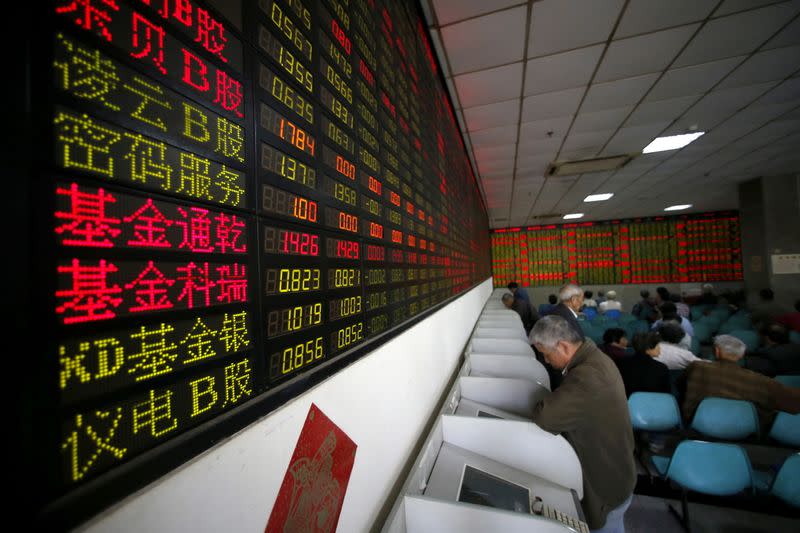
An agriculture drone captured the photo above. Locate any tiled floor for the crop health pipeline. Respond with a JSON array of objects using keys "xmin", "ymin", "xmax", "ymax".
[{"xmin": 624, "ymin": 494, "xmax": 800, "ymax": 533}]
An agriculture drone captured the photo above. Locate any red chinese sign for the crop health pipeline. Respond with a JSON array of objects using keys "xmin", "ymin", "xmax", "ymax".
[{"xmin": 265, "ymin": 403, "xmax": 357, "ymax": 533}]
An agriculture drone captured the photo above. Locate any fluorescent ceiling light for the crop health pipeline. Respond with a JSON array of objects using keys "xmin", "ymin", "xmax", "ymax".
[
  {"xmin": 563, "ymin": 213, "xmax": 584, "ymax": 219},
  {"xmin": 664, "ymin": 204, "xmax": 692, "ymax": 211},
  {"xmin": 643, "ymin": 132, "xmax": 704, "ymax": 153},
  {"xmin": 584, "ymin": 193, "xmax": 614, "ymax": 202}
]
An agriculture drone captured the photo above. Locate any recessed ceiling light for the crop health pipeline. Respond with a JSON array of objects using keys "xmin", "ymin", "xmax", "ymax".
[
  {"xmin": 664, "ymin": 204, "xmax": 692, "ymax": 211},
  {"xmin": 563, "ymin": 213, "xmax": 584, "ymax": 219},
  {"xmin": 584, "ymin": 193, "xmax": 614, "ymax": 202},
  {"xmin": 643, "ymin": 132, "xmax": 705, "ymax": 154}
]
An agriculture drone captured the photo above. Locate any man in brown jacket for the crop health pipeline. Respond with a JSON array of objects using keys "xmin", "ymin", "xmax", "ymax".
[{"xmin": 530, "ymin": 315, "xmax": 636, "ymax": 533}]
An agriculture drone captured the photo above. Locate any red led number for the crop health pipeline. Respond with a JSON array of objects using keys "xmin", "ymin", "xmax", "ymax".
[
  {"xmin": 280, "ymin": 230, "xmax": 319, "ymax": 256},
  {"xmin": 337, "ymin": 240, "xmax": 359, "ymax": 259},
  {"xmin": 331, "ymin": 20, "xmax": 351, "ymax": 54}
]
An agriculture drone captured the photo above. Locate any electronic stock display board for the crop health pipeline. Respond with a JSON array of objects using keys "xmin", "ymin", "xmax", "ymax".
[
  {"xmin": 29, "ymin": 0, "xmax": 490, "ymax": 526},
  {"xmin": 491, "ymin": 212, "xmax": 743, "ymax": 287}
]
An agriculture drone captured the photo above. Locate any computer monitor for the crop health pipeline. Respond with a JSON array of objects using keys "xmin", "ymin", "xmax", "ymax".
[{"xmin": 458, "ymin": 465, "xmax": 530, "ymax": 513}]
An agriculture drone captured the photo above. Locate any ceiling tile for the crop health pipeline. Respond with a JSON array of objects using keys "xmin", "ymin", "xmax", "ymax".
[
  {"xmin": 615, "ymin": 0, "xmax": 717, "ymax": 38},
  {"xmin": 524, "ymin": 45, "xmax": 604, "ymax": 95},
  {"xmin": 763, "ymin": 15, "xmax": 800, "ymax": 50},
  {"xmin": 560, "ymin": 148, "xmax": 603, "ymax": 161},
  {"xmin": 454, "ymin": 63, "xmax": 523, "ymax": 107},
  {"xmin": 441, "ymin": 6, "xmax": 528, "ymax": 74},
  {"xmin": 716, "ymin": 45, "xmax": 800, "ymax": 90},
  {"xmin": 756, "ymin": 77, "xmax": 800, "ymax": 105},
  {"xmin": 572, "ymin": 106, "xmax": 633, "ymax": 133},
  {"xmin": 478, "ymin": 158, "xmax": 515, "ymax": 174},
  {"xmin": 474, "ymin": 143, "xmax": 517, "ymax": 162},
  {"xmin": 530, "ymin": 178, "xmax": 577, "ymax": 214},
  {"xmin": 433, "ymin": 0, "xmax": 525, "ymax": 26},
  {"xmin": 665, "ymin": 81, "xmax": 778, "ymax": 133},
  {"xmin": 469, "ymin": 125, "xmax": 519, "ymax": 147},
  {"xmin": 673, "ymin": 2, "xmax": 800, "ymax": 68},
  {"xmin": 528, "ymin": 0, "xmax": 625, "ymax": 57},
  {"xmin": 554, "ymin": 173, "xmax": 613, "ymax": 210},
  {"xmin": 561, "ymin": 130, "xmax": 616, "ymax": 152},
  {"xmin": 603, "ymin": 122, "xmax": 672, "ymax": 154},
  {"xmin": 595, "ymin": 24, "xmax": 700, "ymax": 83},
  {"xmin": 646, "ymin": 56, "xmax": 744, "ymax": 101},
  {"xmin": 625, "ymin": 95, "xmax": 699, "ymax": 127},
  {"xmin": 581, "ymin": 73, "xmax": 659, "ymax": 112},
  {"xmin": 519, "ymin": 116, "xmax": 574, "ymax": 143},
  {"xmin": 517, "ymin": 136, "xmax": 562, "ymax": 154},
  {"xmin": 521, "ymin": 87, "xmax": 585, "ymax": 121},
  {"xmin": 715, "ymin": 0, "xmax": 785, "ymax": 16},
  {"xmin": 464, "ymin": 99, "xmax": 520, "ymax": 131},
  {"xmin": 516, "ymin": 155, "xmax": 553, "ymax": 175}
]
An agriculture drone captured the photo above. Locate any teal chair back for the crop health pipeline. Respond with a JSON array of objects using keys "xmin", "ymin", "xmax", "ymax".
[
  {"xmin": 691, "ymin": 397, "xmax": 759, "ymax": 440},
  {"xmin": 729, "ymin": 329, "xmax": 759, "ymax": 352},
  {"xmin": 720, "ymin": 315, "xmax": 752, "ymax": 333},
  {"xmin": 665, "ymin": 440, "xmax": 753, "ymax": 496},
  {"xmin": 768, "ymin": 412, "xmax": 800, "ymax": 447},
  {"xmin": 618, "ymin": 313, "xmax": 635, "ymax": 325},
  {"xmin": 628, "ymin": 392, "xmax": 682, "ymax": 432},
  {"xmin": 709, "ymin": 307, "xmax": 732, "ymax": 321},
  {"xmin": 691, "ymin": 305, "xmax": 711, "ymax": 321},
  {"xmin": 771, "ymin": 454, "xmax": 800, "ymax": 507},
  {"xmin": 790, "ymin": 330, "xmax": 800, "ymax": 345},
  {"xmin": 591, "ymin": 313, "xmax": 608, "ymax": 325},
  {"xmin": 692, "ymin": 322, "xmax": 713, "ymax": 344},
  {"xmin": 776, "ymin": 375, "xmax": 800, "ymax": 388},
  {"xmin": 690, "ymin": 335, "xmax": 701, "ymax": 357},
  {"xmin": 698, "ymin": 315, "xmax": 723, "ymax": 334}
]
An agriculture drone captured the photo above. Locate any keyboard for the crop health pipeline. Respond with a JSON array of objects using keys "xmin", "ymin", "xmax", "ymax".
[{"xmin": 531, "ymin": 498, "xmax": 590, "ymax": 533}]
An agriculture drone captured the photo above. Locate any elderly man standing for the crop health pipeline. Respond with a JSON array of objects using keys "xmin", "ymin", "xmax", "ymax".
[
  {"xmin": 502, "ymin": 292, "xmax": 537, "ymax": 335},
  {"xmin": 680, "ymin": 335, "xmax": 800, "ymax": 432},
  {"xmin": 530, "ymin": 316, "xmax": 636, "ymax": 533}
]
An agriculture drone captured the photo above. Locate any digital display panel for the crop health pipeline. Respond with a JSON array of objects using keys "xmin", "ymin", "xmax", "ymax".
[
  {"xmin": 34, "ymin": 0, "xmax": 491, "ymax": 525},
  {"xmin": 491, "ymin": 213, "xmax": 742, "ymax": 287}
]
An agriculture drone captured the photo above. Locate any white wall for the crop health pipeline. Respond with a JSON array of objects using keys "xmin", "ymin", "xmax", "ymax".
[{"xmin": 78, "ymin": 279, "xmax": 493, "ymax": 533}]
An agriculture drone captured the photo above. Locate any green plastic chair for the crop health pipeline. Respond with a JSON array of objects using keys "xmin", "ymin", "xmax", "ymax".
[{"xmin": 729, "ymin": 329, "xmax": 760, "ymax": 353}]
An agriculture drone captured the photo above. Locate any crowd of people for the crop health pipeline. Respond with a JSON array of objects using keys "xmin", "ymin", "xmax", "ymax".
[{"xmin": 499, "ymin": 280, "xmax": 800, "ymax": 532}]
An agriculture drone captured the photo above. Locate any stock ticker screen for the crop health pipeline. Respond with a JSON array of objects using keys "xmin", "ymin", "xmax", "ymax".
[{"xmin": 36, "ymin": 0, "xmax": 490, "ymax": 522}]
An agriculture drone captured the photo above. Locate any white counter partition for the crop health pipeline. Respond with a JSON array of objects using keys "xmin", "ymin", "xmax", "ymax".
[
  {"xmin": 459, "ymin": 376, "xmax": 548, "ymax": 418},
  {"xmin": 468, "ymin": 353, "xmax": 550, "ymax": 390},
  {"xmin": 466, "ymin": 338, "xmax": 534, "ymax": 356},
  {"xmin": 473, "ymin": 327, "xmax": 529, "ymax": 343}
]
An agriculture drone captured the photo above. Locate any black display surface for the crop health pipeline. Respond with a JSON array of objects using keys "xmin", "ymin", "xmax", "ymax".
[{"xmin": 29, "ymin": 0, "xmax": 490, "ymax": 527}]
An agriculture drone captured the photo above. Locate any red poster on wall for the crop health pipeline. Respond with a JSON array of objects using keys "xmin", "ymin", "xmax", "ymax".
[{"xmin": 265, "ymin": 403, "xmax": 357, "ymax": 533}]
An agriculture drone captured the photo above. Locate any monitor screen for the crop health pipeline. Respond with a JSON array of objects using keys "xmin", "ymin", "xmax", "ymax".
[{"xmin": 458, "ymin": 465, "xmax": 530, "ymax": 514}]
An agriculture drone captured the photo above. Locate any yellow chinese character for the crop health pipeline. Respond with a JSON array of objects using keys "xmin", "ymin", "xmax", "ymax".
[
  {"xmin": 128, "ymin": 323, "xmax": 177, "ymax": 381},
  {"xmin": 218, "ymin": 311, "xmax": 249, "ymax": 352},
  {"xmin": 215, "ymin": 117, "xmax": 244, "ymax": 163},
  {"xmin": 178, "ymin": 152, "xmax": 213, "ymax": 200},
  {"xmin": 222, "ymin": 358, "xmax": 252, "ymax": 407},
  {"xmin": 54, "ymin": 34, "xmax": 121, "ymax": 111},
  {"xmin": 54, "ymin": 112, "xmax": 121, "ymax": 178},
  {"xmin": 180, "ymin": 317, "xmax": 217, "ymax": 364},
  {"xmin": 214, "ymin": 165, "xmax": 244, "ymax": 206},
  {"xmin": 123, "ymin": 76, "xmax": 172, "ymax": 131},
  {"xmin": 61, "ymin": 408, "xmax": 127, "ymax": 482},
  {"xmin": 132, "ymin": 389, "xmax": 178, "ymax": 438},
  {"xmin": 123, "ymin": 133, "xmax": 172, "ymax": 188}
]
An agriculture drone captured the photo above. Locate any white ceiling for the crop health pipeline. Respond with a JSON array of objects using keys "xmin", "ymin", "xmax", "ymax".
[{"xmin": 421, "ymin": 0, "xmax": 800, "ymax": 228}]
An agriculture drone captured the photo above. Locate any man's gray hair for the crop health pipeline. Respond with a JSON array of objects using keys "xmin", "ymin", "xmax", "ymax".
[
  {"xmin": 559, "ymin": 283, "xmax": 582, "ymax": 302},
  {"xmin": 530, "ymin": 315, "xmax": 583, "ymax": 350},
  {"xmin": 501, "ymin": 292, "xmax": 514, "ymax": 304},
  {"xmin": 714, "ymin": 335, "xmax": 746, "ymax": 358}
]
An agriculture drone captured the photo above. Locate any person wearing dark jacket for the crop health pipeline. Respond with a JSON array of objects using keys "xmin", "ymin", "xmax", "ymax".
[
  {"xmin": 502, "ymin": 292, "xmax": 537, "ymax": 335},
  {"xmin": 615, "ymin": 332, "xmax": 672, "ymax": 398},
  {"xmin": 746, "ymin": 323, "xmax": 800, "ymax": 376},
  {"xmin": 529, "ymin": 316, "xmax": 636, "ymax": 532},
  {"xmin": 550, "ymin": 284, "xmax": 586, "ymax": 341},
  {"xmin": 600, "ymin": 328, "xmax": 630, "ymax": 360}
]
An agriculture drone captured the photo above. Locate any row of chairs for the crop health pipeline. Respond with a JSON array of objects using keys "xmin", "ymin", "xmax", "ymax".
[
  {"xmin": 628, "ymin": 394, "xmax": 800, "ymax": 446},
  {"xmin": 628, "ymin": 392, "xmax": 799, "ymax": 530}
]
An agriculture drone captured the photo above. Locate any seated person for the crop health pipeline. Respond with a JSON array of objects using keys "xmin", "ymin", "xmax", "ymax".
[
  {"xmin": 777, "ymin": 300, "xmax": 800, "ymax": 333},
  {"xmin": 599, "ymin": 290, "xmax": 622, "ymax": 313},
  {"xmin": 615, "ymin": 332, "xmax": 671, "ymax": 397},
  {"xmin": 746, "ymin": 323, "xmax": 800, "ymax": 377},
  {"xmin": 679, "ymin": 335, "xmax": 800, "ymax": 432},
  {"xmin": 632, "ymin": 289, "xmax": 657, "ymax": 323},
  {"xmin": 501, "ymin": 292, "xmax": 537, "ymax": 335},
  {"xmin": 671, "ymin": 293, "xmax": 690, "ymax": 319},
  {"xmin": 539, "ymin": 294, "xmax": 558, "ymax": 316},
  {"xmin": 697, "ymin": 283, "xmax": 718, "ymax": 305},
  {"xmin": 652, "ymin": 301, "xmax": 694, "ymax": 337},
  {"xmin": 655, "ymin": 286, "xmax": 670, "ymax": 306},
  {"xmin": 751, "ymin": 288, "xmax": 787, "ymax": 330},
  {"xmin": 582, "ymin": 290, "xmax": 597, "ymax": 308},
  {"xmin": 507, "ymin": 281, "xmax": 531, "ymax": 312},
  {"xmin": 655, "ymin": 323, "xmax": 702, "ymax": 370},
  {"xmin": 658, "ymin": 319, "xmax": 692, "ymax": 351},
  {"xmin": 600, "ymin": 328, "xmax": 630, "ymax": 360}
]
